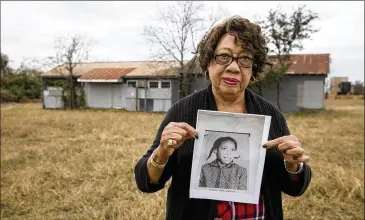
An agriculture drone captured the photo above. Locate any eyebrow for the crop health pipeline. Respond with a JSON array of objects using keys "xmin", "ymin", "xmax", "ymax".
[
  {"xmin": 221, "ymin": 144, "xmax": 236, "ymax": 150},
  {"xmin": 216, "ymin": 48, "xmax": 249, "ymax": 56}
]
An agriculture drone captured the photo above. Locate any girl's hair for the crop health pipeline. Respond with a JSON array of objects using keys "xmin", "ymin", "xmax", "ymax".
[
  {"xmin": 206, "ymin": 136, "xmax": 238, "ymax": 160},
  {"xmin": 197, "ymin": 15, "xmax": 271, "ymax": 80}
]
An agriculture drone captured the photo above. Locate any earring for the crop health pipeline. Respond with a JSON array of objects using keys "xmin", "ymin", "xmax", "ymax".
[
  {"xmin": 250, "ymin": 76, "xmax": 257, "ymax": 85},
  {"xmin": 204, "ymin": 70, "xmax": 210, "ymax": 80}
]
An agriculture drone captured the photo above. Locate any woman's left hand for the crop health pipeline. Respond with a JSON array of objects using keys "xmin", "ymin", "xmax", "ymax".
[{"xmin": 263, "ymin": 135, "xmax": 310, "ymax": 172}]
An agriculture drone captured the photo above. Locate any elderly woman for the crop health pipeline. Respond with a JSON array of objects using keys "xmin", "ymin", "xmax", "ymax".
[{"xmin": 135, "ymin": 16, "xmax": 311, "ymax": 220}]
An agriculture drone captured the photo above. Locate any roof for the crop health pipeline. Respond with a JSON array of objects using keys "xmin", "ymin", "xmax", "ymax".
[
  {"xmin": 180, "ymin": 54, "xmax": 330, "ymax": 75},
  {"xmin": 41, "ymin": 61, "xmax": 181, "ymax": 78},
  {"xmin": 78, "ymin": 68, "xmax": 136, "ymax": 82},
  {"xmin": 269, "ymin": 54, "xmax": 330, "ymax": 75}
]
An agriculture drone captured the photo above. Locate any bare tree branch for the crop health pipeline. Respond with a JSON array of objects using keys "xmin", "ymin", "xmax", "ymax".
[
  {"xmin": 37, "ymin": 35, "xmax": 92, "ymax": 109},
  {"xmin": 144, "ymin": 1, "xmax": 227, "ymax": 98}
]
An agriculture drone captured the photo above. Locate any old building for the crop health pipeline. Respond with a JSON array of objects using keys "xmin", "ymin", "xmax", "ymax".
[{"xmin": 41, "ymin": 61, "xmax": 181, "ymax": 112}]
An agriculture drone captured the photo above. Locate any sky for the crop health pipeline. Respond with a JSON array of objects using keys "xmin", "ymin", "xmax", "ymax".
[{"xmin": 1, "ymin": 1, "xmax": 364, "ymax": 83}]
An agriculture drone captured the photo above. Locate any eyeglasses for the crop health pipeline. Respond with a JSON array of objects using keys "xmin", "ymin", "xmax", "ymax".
[{"xmin": 214, "ymin": 53, "xmax": 253, "ymax": 68}]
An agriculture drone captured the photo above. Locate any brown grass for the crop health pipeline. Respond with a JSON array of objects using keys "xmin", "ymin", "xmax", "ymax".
[{"xmin": 1, "ymin": 100, "xmax": 364, "ymax": 220}]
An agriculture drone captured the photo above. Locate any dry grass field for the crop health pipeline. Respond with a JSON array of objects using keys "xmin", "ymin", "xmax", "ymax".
[{"xmin": 1, "ymin": 99, "xmax": 364, "ymax": 220}]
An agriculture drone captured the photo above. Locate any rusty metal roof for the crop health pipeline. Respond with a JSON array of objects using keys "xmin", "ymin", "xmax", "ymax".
[
  {"xmin": 269, "ymin": 54, "xmax": 330, "ymax": 75},
  {"xmin": 78, "ymin": 68, "xmax": 135, "ymax": 82}
]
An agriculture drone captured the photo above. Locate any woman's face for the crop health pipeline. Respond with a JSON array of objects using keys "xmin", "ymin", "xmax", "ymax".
[
  {"xmin": 217, "ymin": 140, "xmax": 237, "ymax": 164},
  {"xmin": 207, "ymin": 33, "xmax": 253, "ymax": 98}
]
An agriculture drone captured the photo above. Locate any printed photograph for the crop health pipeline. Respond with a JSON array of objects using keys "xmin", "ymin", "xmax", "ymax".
[
  {"xmin": 190, "ymin": 110, "xmax": 271, "ymax": 204},
  {"xmin": 198, "ymin": 131, "xmax": 250, "ymax": 191}
]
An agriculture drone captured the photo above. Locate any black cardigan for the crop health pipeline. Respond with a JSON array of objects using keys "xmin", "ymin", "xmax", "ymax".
[{"xmin": 134, "ymin": 84, "xmax": 311, "ymax": 220}]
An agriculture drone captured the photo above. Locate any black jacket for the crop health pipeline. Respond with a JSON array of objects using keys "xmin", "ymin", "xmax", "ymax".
[{"xmin": 135, "ymin": 84, "xmax": 311, "ymax": 220}]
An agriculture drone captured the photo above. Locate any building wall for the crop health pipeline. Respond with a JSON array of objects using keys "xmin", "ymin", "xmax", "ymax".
[
  {"xmin": 44, "ymin": 95, "xmax": 64, "ymax": 108},
  {"xmin": 330, "ymin": 77, "xmax": 349, "ymax": 96},
  {"xmin": 125, "ymin": 79, "xmax": 173, "ymax": 112},
  {"xmin": 85, "ymin": 83, "xmax": 112, "ymax": 108},
  {"xmin": 85, "ymin": 83, "xmax": 125, "ymax": 109},
  {"xmin": 249, "ymin": 75, "xmax": 326, "ymax": 112}
]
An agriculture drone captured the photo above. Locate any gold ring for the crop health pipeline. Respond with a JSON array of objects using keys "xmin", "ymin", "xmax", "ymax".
[{"xmin": 168, "ymin": 139, "xmax": 173, "ymax": 147}]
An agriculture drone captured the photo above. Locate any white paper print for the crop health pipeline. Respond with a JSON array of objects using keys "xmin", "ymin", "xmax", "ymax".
[{"xmin": 189, "ymin": 110, "xmax": 271, "ymax": 204}]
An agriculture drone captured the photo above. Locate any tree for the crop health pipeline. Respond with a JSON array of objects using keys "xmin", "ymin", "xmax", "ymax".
[
  {"xmin": 258, "ymin": 5, "xmax": 319, "ymax": 110},
  {"xmin": 45, "ymin": 35, "xmax": 90, "ymax": 109},
  {"xmin": 0, "ymin": 59, "xmax": 43, "ymax": 102},
  {"xmin": 144, "ymin": 1, "xmax": 226, "ymax": 98},
  {"xmin": 1, "ymin": 53, "xmax": 13, "ymax": 76}
]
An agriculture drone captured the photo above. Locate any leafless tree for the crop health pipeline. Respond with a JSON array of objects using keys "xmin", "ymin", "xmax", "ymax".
[
  {"xmin": 144, "ymin": 1, "xmax": 227, "ymax": 98},
  {"xmin": 44, "ymin": 35, "xmax": 90, "ymax": 109}
]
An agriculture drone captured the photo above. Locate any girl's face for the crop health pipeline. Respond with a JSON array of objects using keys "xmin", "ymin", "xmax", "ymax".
[{"xmin": 217, "ymin": 140, "xmax": 237, "ymax": 164}]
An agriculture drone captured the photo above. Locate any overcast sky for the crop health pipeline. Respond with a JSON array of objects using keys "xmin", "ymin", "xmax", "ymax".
[{"xmin": 1, "ymin": 1, "xmax": 364, "ymax": 82}]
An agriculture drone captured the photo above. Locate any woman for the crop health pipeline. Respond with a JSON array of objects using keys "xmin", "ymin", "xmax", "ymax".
[{"xmin": 135, "ymin": 15, "xmax": 311, "ymax": 220}]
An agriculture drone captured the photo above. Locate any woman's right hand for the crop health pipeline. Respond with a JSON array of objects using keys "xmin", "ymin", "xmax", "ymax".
[{"xmin": 158, "ymin": 122, "xmax": 197, "ymax": 157}]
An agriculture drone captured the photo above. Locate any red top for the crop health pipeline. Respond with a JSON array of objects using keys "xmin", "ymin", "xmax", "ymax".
[
  {"xmin": 216, "ymin": 193, "xmax": 265, "ymax": 219},
  {"xmin": 215, "ymin": 105, "xmax": 265, "ymax": 220}
]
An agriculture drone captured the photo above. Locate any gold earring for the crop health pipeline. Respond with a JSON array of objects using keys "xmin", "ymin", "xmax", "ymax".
[
  {"xmin": 204, "ymin": 70, "xmax": 210, "ymax": 80},
  {"xmin": 250, "ymin": 76, "xmax": 257, "ymax": 85}
]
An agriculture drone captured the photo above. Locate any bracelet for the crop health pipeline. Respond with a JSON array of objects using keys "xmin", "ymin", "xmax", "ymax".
[
  {"xmin": 150, "ymin": 150, "xmax": 169, "ymax": 169},
  {"xmin": 284, "ymin": 159, "xmax": 304, "ymax": 175}
]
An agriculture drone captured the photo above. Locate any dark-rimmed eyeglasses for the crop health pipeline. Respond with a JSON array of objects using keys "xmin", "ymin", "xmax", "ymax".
[{"xmin": 214, "ymin": 54, "xmax": 253, "ymax": 68}]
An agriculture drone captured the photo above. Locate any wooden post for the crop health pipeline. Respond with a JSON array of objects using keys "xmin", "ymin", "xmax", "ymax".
[
  {"xmin": 41, "ymin": 77, "xmax": 47, "ymax": 109},
  {"xmin": 144, "ymin": 79, "xmax": 147, "ymax": 112}
]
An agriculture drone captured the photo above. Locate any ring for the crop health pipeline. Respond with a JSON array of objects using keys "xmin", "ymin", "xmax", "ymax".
[{"xmin": 168, "ymin": 139, "xmax": 173, "ymax": 147}]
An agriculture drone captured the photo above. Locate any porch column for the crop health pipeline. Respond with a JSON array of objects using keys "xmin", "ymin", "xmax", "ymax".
[{"xmin": 41, "ymin": 77, "xmax": 47, "ymax": 109}]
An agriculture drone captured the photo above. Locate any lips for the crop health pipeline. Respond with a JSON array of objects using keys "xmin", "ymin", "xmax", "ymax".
[{"xmin": 222, "ymin": 77, "xmax": 240, "ymax": 85}]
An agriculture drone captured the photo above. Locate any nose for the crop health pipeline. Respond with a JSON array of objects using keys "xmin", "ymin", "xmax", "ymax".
[{"xmin": 226, "ymin": 58, "xmax": 240, "ymax": 73}]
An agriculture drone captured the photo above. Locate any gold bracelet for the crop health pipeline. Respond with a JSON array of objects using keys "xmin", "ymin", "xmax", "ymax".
[{"xmin": 150, "ymin": 150, "xmax": 169, "ymax": 169}]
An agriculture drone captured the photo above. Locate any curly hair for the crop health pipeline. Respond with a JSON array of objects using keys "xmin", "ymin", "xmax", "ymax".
[{"xmin": 198, "ymin": 15, "xmax": 270, "ymax": 80}]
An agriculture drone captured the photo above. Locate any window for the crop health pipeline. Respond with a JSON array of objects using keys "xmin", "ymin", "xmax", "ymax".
[
  {"xmin": 139, "ymin": 99, "xmax": 154, "ymax": 111},
  {"xmin": 127, "ymin": 81, "xmax": 136, "ymax": 88},
  {"xmin": 149, "ymin": 81, "xmax": 159, "ymax": 88},
  {"xmin": 161, "ymin": 81, "xmax": 171, "ymax": 88}
]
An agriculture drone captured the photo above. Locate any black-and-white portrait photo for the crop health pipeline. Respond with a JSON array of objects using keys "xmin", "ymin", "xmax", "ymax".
[
  {"xmin": 198, "ymin": 131, "xmax": 249, "ymax": 191},
  {"xmin": 190, "ymin": 110, "xmax": 271, "ymax": 204}
]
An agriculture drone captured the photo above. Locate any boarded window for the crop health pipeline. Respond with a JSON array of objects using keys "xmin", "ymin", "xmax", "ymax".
[
  {"xmin": 149, "ymin": 81, "xmax": 159, "ymax": 88},
  {"xmin": 139, "ymin": 99, "xmax": 154, "ymax": 111},
  {"xmin": 128, "ymin": 81, "xmax": 136, "ymax": 88},
  {"xmin": 161, "ymin": 82, "xmax": 171, "ymax": 88}
]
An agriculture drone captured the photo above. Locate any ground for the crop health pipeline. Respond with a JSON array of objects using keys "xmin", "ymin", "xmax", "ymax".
[{"xmin": 1, "ymin": 98, "xmax": 364, "ymax": 220}]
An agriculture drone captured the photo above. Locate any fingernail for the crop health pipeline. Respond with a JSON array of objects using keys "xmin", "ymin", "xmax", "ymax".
[
  {"xmin": 293, "ymin": 156, "xmax": 298, "ymax": 160},
  {"xmin": 262, "ymin": 144, "xmax": 267, "ymax": 148},
  {"xmin": 195, "ymin": 133, "xmax": 199, "ymax": 139}
]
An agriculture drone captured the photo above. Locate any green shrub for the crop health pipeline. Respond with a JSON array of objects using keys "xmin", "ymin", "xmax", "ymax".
[
  {"xmin": 0, "ymin": 89, "xmax": 18, "ymax": 102},
  {"xmin": 1, "ymin": 73, "xmax": 42, "ymax": 103}
]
